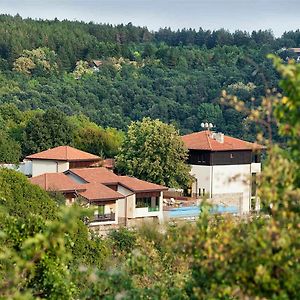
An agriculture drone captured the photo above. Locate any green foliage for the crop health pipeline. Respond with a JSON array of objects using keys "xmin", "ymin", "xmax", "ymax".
[
  {"xmin": 13, "ymin": 47, "xmax": 58, "ymax": 76},
  {"xmin": 0, "ymin": 15, "xmax": 291, "ymax": 140},
  {"xmin": 22, "ymin": 107, "xmax": 75, "ymax": 156},
  {"xmin": 269, "ymin": 55, "xmax": 300, "ymax": 185},
  {"xmin": 197, "ymin": 103, "xmax": 225, "ymax": 131},
  {"xmin": 0, "ymin": 15, "xmax": 299, "ymax": 299},
  {"xmin": 116, "ymin": 117, "xmax": 191, "ymax": 188},
  {"xmin": 72, "ymin": 60, "xmax": 94, "ymax": 79},
  {"xmin": 0, "ymin": 104, "xmax": 124, "ymax": 161},
  {"xmin": 0, "ymin": 130, "xmax": 21, "ymax": 163},
  {"xmin": 184, "ymin": 59, "xmax": 300, "ymax": 299},
  {"xmin": 0, "ymin": 169, "xmax": 58, "ymax": 220},
  {"xmin": 108, "ymin": 227, "xmax": 137, "ymax": 253},
  {"xmin": 0, "ymin": 169, "xmax": 112, "ymax": 298},
  {"xmin": 71, "ymin": 114, "xmax": 124, "ymax": 158}
]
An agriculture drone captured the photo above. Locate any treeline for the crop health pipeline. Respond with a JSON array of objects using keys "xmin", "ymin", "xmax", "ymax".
[
  {"xmin": 1, "ymin": 14, "xmax": 300, "ymax": 69},
  {"xmin": 0, "ymin": 104, "xmax": 123, "ymax": 163},
  {"xmin": 0, "ymin": 15, "xmax": 298, "ymax": 140}
]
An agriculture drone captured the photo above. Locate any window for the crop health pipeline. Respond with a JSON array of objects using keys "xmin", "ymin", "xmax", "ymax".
[
  {"xmin": 155, "ymin": 197, "xmax": 160, "ymax": 208},
  {"xmin": 197, "ymin": 153, "xmax": 206, "ymax": 164},
  {"xmin": 230, "ymin": 153, "xmax": 234, "ymax": 159},
  {"xmin": 136, "ymin": 197, "xmax": 151, "ymax": 208},
  {"xmin": 252, "ymin": 153, "xmax": 261, "ymax": 163},
  {"xmin": 251, "ymin": 173, "xmax": 257, "ymax": 197},
  {"xmin": 250, "ymin": 197, "xmax": 256, "ymax": 211},
  {"xmin": 199, "ymin": 188, "xmax": 206, "ymax": 196},
  {"xmin": 97, "ymin": 205, "xmax": 105, "ymax": 215}
]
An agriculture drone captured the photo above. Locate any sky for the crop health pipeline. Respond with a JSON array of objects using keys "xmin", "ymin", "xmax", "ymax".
[{"xmin": 0, "ymin": 0, "xmax": 299, "ymax": 37}]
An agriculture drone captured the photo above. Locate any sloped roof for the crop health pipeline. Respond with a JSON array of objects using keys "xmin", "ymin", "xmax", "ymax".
[
  {"xmin": 182, "ymin": 130, "xmax": 264, "ymax": 151},
  {"xmin": 29, "ymin": 173, "xmax": 85, "ymax": 192},
  {"xmin": 118, "ymin": 176, "xmax": 168, "ymax": 193},
  {"xmin": 68, "ymin": 167, "xmax": 119, "ymax": 184},
  {"xmin": 102, "ymin": 158, "xmax": 115, "ymax": 169},
  {"xmin": 78, "ymin": 183, "xmax": 124, "ymax": 202},
  {"xmin": 92, "ymin": 60, "xmax": 103, "ymax": 67},
  {"xmin": 69, "ymin": 167, "xmax": 167, "ymax": 192},
  {"xmin": 30, "ymin": 172, "xmax": 124, "ymax": 202},
  {"xmin": 26, "ymin": 146, "xmax": 101, "ymax": 162}
]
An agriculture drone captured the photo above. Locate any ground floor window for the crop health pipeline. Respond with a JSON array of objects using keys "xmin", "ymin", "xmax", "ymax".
[
  {"xmin": 95, "ymin": 205, "xmax": 105, "ymax": 216},
  {"xmin": 136, "ymin": 197, "xmax": 151, "ymax": 208},
  {"xmin": 136, "ymin": 197, "xmax": 160, "ymax": 211},
  {"xmin": 198, "ymin": 188, "xmax": 206, "ymax": 196}
]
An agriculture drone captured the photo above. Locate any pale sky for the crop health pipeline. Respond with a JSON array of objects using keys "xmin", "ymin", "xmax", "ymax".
[{"xmin": 0, "ymin": 0, "xmax": 299, "ymax": 37}]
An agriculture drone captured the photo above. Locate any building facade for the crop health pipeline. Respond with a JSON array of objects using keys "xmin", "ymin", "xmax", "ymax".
[
  {"xmin": 182, "ymin": 131, "xmax": 264, "ymax": 214},
  {"xmin": 27, "ymin": 146, "xmax": 167, "ymax": 232},
  {"xmin": 25, "ymin": 146, "xmax": 102, "ymax": 177}
]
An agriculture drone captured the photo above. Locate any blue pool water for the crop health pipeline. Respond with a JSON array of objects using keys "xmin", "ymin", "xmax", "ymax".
[{"xmin": 168, "ymin": 205, "xmax": 238, "ymax": 219}]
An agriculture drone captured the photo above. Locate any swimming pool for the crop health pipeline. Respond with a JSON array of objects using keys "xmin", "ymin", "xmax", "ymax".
[{"xmin": 168, "ymin": 205, "xmax": 238, "ymax": 219}]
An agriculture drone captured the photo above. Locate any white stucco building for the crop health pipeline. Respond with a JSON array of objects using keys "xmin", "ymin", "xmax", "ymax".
[
  {"xmin": 182, "ymin": 130, "xmax": 264, "ymax": 214},
  {"xmin": 24, "ymin": 146, "xmax": 102, "ymax": 177},
  {"xmin": 65, "ymin": 167, "xmax": 166, "ymax": 227},
  {"xmin": 29, "ymin": 151, "xmax": 167, "ymax": 232}
]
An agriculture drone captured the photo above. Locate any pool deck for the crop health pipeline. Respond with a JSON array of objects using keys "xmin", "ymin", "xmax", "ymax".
[{"xmin": 163, "ymin": 199, "xmax": 199, "ymax": 211}]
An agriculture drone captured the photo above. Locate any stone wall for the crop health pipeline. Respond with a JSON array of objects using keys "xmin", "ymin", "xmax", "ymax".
[{"xmin": 89, "ymin": 216, "xmax": 159, "ymax": 236}]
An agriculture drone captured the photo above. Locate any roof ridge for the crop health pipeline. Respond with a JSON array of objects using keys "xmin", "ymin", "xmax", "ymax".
[{"xmin": 206, "ymin": 131, "xmax": 212, "ymax": 150}]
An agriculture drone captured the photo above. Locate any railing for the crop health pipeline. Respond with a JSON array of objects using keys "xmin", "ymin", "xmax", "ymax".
[
  {"xmin": 93, "ymin": 213, "xmax": 115, "ymax": 222},
  {"xmin": 148, "ymin": 206, "xmax": 159, "ymax": 212}
]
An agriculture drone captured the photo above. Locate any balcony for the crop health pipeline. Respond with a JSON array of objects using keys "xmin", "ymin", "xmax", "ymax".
[
  {"xmin": 93, "ymin": 213, "xmax": 115, "ymax": 222},
  {"xmin": 148, "ymin": 206, "xmax": 159, "ymax": 212}
]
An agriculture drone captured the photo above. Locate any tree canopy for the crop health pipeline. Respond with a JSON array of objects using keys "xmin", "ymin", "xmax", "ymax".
[
  {"xmin": 0, "ymin": 15, "xmax": 298, "ymax": 142},
  {"xmin": 116, "ymin": 117, "xmax": 191, "ymax": 188}
]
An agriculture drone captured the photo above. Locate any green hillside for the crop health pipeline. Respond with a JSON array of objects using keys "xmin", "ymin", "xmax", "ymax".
[{"xmin": 0, "ymin": 15, "xmax": 299, "ymax": 139}]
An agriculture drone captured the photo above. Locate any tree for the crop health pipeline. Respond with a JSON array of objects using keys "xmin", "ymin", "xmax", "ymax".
[
  {"xmin": 0, "ymin": 169, "xmax": 111, "ymax": 298},
  {"xmin": 197, "ymin": 103, "xmax": 225, "ymax": 131},
  {"xmin": 184, "ymin": 58, "xmax": 300, "ymax": 299},
  {"xmin": 116, "ymin": 117, "xmax": 191, "ymax": 188},
  {"xmin": 72, "ymin": 60, "xmax": 94, "ymax": 79},
  {"xmin": 0, "ymin": 130, "xmax": 21, "ymax": 163},
  {"xmin": 70, "ymin": 114, "xmax": 124, "ymax": 158},
  {"xmin": 13, "ymin": 47, "xmax": 58, "ymax": 76},
  {"xmin": 22, "ymin": 108, "xmax": 74, "ymax": 156},
  {"xmin": 270, "ymin": 55, "xmax": 300, "ymax": 186}
]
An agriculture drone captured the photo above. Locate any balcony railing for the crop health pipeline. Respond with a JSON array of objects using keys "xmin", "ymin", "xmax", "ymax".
[
  {"xmin": 93, "ymin": 213, "xmax": 115, "ymax": 222},
  {"xmin": 148, "ymin": 206, "xmax": 159, "ymax": 212}
]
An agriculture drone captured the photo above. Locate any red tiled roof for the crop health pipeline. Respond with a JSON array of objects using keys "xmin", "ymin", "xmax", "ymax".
[
  {"xmin": 78, "ymin": 183, "xmax": 124, "ymax": 202},
  {"xmin": 102, "ymin": 158, "xmax": 115, "ymax": 169},
  {"xmin": 69, "ymin": 167, "xmax": 119, "ymax": 184},
  {"xmin": 182, "ymin": 130, "xmax": 265, "ymax": 151},
  {"xmin": 92, "ymin": 60, "xmax": 103, "ymax": 67},
  {"xmin": 30, "ymin": 172, "xmax": 124, "ymax": 202},
  {"xmin": 69, "ymin": 167, "xmax": 167, "ymax": 192},
  {"xmin": 118, "ymin": 176, "xmax": 168, "ymax": 193},
  {"xmin": 26, "ymin": 146, "xmax": 101, "ymax": 162},
  {"xmin": 29, "ymin": 173, "xmax": 85, "ymax": 192}
]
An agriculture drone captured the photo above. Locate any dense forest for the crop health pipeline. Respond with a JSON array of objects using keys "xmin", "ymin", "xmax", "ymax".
[
  {"xmin": 0, "ymin": 58, "xmax": 299, "ymax": 299},
  {"xmin": 0, "ymin": 14, "xmax": 299, "ymax": 147}
]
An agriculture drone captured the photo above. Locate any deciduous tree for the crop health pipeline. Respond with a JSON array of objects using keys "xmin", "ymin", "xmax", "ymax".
[{"xmin": 116, "ymin": 117, "xmax": 191, "ymax": 188}]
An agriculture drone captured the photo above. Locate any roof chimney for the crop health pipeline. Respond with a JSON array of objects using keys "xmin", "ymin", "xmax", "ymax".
[{"xmin": 212, "ymin": 132, "xmax": 224, "ymax": 143}]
